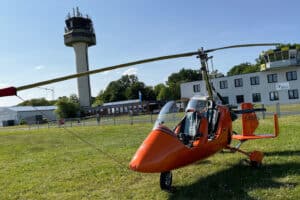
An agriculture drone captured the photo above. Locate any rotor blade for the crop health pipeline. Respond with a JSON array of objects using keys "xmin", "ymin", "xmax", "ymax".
[
  {"xmin": 16, "ymin": 51, "xmax": 198, "ymax": 91},
  {"xmin": 205, "ymin": 43, "xmax": 281, "ymax": 53},
  {"xmin": 15, "ymin": 43, "xmax": 281, "ymax": 92}
]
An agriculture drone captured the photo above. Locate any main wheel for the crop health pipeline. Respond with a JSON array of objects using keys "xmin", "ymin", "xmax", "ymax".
[
  {"xmin": 160, "ymin": 171, "xmax": 172, "ymax": 190},
  {"xmin": 250, "ymin": 161, "xmax": 262, "ymax": 168}
]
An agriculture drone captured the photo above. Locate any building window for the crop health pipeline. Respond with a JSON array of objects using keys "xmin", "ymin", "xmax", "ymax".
[
  {"xmin": 234, "ymin": 78, "xmax": 243, "ymax": 87},
  {"xmin": 236, "ymin": 95, "xmax": 244, "ymax": 104},
  {"xmin": 286, "ymin": 71, "xmax": 297, "ymax": 81},
  {"xmin": 193, "ymin": 84, "xmax": 201, "ymax": 93},
  {"xmin": 222, "ymin": 96, "xmax": 229, "ymax": 104},
  {"xmin": 252, "ymin": 93, "xmax": 261, "ymax": 102},
  {"xmin": 275, "ymin": 51, "xmax": 282, "ymax": 61},
  {"xmin": 288, "ymin": 89, "xmax": 299, "ymax": 99},
  {"xmin": 290, "ymin": 50, "xmax": 297, "ymax": 59},
  {"xmin": 269, "ymin": 91, "xmax": 279, "ymax": 101},
  {"xmin": 250, "ymin": 76, "xmax": 260, "ymax": 85},
  {"xmin": 267, "ymin": 74, "xmax": 277, "ymax": 83},
  {"xmin": 219, "ymin": 80, "xmax": 228, "ymax": 89},
  {"xmin": 282, "ymin": 51, "xmax": 289, "ymax": 60}
]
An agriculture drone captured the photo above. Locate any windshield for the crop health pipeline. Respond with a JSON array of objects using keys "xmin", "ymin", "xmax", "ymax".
[
  {"xmin": 153, "ymin": 101, "xmax": 184, "ymax": 130},
  {"xmin": 186, "ymin": 98, "xmax": 208, "ymax": 113}
]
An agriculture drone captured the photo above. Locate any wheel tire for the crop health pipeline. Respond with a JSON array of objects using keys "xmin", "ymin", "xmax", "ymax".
[
  {"xmin": 160, "ymin": 171, "xmax": 172, "ymax": 190},
  {"xmin": 250, "ymin": 161, "xmax": 262, "ymax": 168}
]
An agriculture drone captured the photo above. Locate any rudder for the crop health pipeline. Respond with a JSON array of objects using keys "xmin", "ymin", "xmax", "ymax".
[{"xmin": 241, "ymin": 103, "xmax": 258, "ymax": 136}]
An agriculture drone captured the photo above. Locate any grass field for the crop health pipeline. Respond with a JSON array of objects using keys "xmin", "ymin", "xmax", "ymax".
[{"xmin": 0, "ymin": 115, "xmax": 299, "ymax": 199}]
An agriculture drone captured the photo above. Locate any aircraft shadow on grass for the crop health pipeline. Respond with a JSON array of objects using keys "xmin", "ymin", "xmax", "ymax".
[{"xmin": 169, "ymin": 151, "xmax": 300, "ymax": 200}]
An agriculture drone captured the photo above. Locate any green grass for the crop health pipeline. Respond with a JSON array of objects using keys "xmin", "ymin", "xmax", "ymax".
[{"xmin": 0, "ymin": 115, "xmax": 299, "ymax": 199}]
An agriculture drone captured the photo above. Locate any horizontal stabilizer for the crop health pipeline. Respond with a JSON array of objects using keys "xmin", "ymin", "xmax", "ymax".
[{"xmin": 233, "ymin": 113, "xmax": 279, "ymax": 141}]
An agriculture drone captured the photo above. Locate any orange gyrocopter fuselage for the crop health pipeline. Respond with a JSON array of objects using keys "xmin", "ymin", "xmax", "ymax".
[
  {"xmin": 130, "ymin": 104, "xmax": 231, "ymax": 173},
  {"xmin": 129, "ymin": 97, "xmax": 278, "ymax": 190}
]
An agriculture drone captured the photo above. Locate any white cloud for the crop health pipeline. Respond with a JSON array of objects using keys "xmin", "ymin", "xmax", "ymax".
[
  {"xmin": 35, "ymin": 65, "xmax": 45, "ymax": 70},
  {"xmin": 123, "ymin": 67, "xmax": 138, "ymax": 76}
]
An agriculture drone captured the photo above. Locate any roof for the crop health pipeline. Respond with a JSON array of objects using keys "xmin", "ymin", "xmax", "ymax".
[
  {"xmin": 102, "ymin": 99, "xmax": 140, "ymax": 107},
  {"xmin": 7, "ymin": 106, "xmax": 57, "ymax": 112}
]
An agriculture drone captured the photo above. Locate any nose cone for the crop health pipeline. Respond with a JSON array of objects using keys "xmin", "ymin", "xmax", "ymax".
[{"xmin": 129, "ymin": 128, "xmax": 184, "ymax": 173}]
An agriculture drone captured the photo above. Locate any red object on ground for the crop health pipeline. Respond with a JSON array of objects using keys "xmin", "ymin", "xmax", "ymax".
[{"xmin": 0, "ymin": 87, "xmax": 17, "ymax": 97}]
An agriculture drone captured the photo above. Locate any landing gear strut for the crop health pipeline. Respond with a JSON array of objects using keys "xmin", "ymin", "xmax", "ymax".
[
  {"xmin": 227, "ymin": 145, "xmax": 264, "ymax": 168},
  {"xmin": 160, "ymin": 171, "xmax": 172, "ymax": 190}
]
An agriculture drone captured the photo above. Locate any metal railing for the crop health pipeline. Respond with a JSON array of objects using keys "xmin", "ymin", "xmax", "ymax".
[{"xmin": 0, "ymin": 103, "xmax": 299, "ymax": 131}]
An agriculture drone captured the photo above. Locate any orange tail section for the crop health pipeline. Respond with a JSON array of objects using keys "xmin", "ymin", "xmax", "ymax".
[
  {"xmin": 232, "ymin": 103, "xmax": 279, "ymax": 141},
  {"xmin": 241, "ymin": 103, "xmax": 259, "ymax": 136}
]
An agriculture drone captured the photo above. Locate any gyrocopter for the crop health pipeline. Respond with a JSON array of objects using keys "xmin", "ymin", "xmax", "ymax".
[{"xmin": 0, "ymin": 43, "xmax": 280, "ymax": 191}]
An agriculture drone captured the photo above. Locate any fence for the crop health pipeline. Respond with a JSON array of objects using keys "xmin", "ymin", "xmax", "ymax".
[{"xmin": 0, "ymin": 103, "xmax": 299, "ymax": 131}]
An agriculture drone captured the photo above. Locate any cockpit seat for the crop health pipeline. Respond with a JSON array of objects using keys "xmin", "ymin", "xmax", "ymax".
[
  {"xmin": 207, "ymin": 108, "xmax": 220, "ymax": 139},
  {"xmin": 177, "ymin": 111, "xmax": 201, "ymax": 146}
]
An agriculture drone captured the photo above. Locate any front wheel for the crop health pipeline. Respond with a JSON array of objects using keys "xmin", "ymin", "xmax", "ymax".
[{"xmin": 160, "ymin": 171, "xmax": 172, "ymax": 190}]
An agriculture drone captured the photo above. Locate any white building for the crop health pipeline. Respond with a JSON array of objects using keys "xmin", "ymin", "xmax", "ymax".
[
  {"xmin": 181, "ymin": 46, "xmax": 300, "ymax": 105},
  {"xmin": 0, "ymin": 106, "xmax": 57, "ymax": 126}
]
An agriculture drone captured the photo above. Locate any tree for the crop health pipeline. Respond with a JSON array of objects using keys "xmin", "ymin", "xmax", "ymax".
[
  {"xmin": 92, "ymin": 91, "xmax": 104, "ymax": 107},
  {"xmin": 125, "ymin": 82, "xmax": 145, "ymax": 100},
  {"xmin": 18, "ymin": 98, "xmax": 54, "ymax": 106},
  {"xmin": 96, "ymin": 74, "xmax": 156, "ymax": 103},
  {"xmin": 143, "ymin": 86, "xmax": 156, "ymax": 101},
  {"xmin": 55, "ymin": 96, "xmax": 80, "ymax": 118},
  {"xmin": 166, "ymin": 68, "xmax": 202, "ymax": 100},
  {"xmin": 227, "ymin": 62, "xmax": 260, "ymax": 76},
  {"xmin": 154, "ymin": 83, "xmax": 165, "ymax": 98},
  {"xmin": 69, "ymin": 94, "xmax": 79, "ymax": 104},
  {"xmin": 157, "ymin": 86, "xmax": 172, "ymax": 101}
]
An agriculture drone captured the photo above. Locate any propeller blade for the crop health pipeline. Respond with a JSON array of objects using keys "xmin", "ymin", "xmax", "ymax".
[
  {"xmin": 205, "ymin": 43, "xmax": 281, "ymax": 53},
  {"xmin": 15, "ymin": 43, "xmax": 281, "ymax": 92},
  {"xmin": 16, "ymin": 51, "xmax": 198, "ymax": 91}
]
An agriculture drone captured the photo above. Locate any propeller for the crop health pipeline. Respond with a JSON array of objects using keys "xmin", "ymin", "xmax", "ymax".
[{"xmin": 0, "ymin": 43, "xmax": 281, "ymax": 97}]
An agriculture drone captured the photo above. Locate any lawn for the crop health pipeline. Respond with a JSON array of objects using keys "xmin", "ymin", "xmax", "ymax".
[{"xmin": 0, "ymin": 115, "xmax": 299, "ymax": 199}]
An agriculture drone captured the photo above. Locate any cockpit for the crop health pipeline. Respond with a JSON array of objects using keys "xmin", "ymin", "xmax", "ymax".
[{"xmin": 154, "ymin": 96, "xmax": 219, "ymax": 147}]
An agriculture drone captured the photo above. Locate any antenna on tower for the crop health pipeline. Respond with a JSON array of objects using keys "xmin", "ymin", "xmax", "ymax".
[
  {"xmin": 76, "ymin": 7, "xmax": 80, "ymax": 17},
  {"xmin": 72, "ymin": 8, "xmax": 75, "ymax": 17}
]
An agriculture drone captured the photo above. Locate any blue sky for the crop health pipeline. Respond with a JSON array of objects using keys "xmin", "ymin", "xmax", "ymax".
[{"xmin": 0, "ymin": 0, "xmax": 299, "ymax": 106}]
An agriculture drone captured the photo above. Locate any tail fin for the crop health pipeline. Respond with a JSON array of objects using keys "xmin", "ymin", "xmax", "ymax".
[{"xmin": 241, "ymin": 103, "xmax": 258, "ymax": 136}]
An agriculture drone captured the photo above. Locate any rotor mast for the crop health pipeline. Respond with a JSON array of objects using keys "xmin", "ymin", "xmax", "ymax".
[{"xmin": 198, "ymin": 48, "xmax": 213, "ymax": 100}]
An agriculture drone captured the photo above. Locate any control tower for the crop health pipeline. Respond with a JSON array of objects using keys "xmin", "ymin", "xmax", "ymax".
[{"xmin": 64, "ymin": 7, "xmax": 96, "ymax": 108}]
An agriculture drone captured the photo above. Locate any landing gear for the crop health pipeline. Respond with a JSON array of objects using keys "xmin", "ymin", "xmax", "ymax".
[
  {"xmin": 227, "ymin": 145, "xmax": 264, "ymax": 168},
  {"xmin": 160, "ymin": 171, "xmax": 172, "ymax": 190}
]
